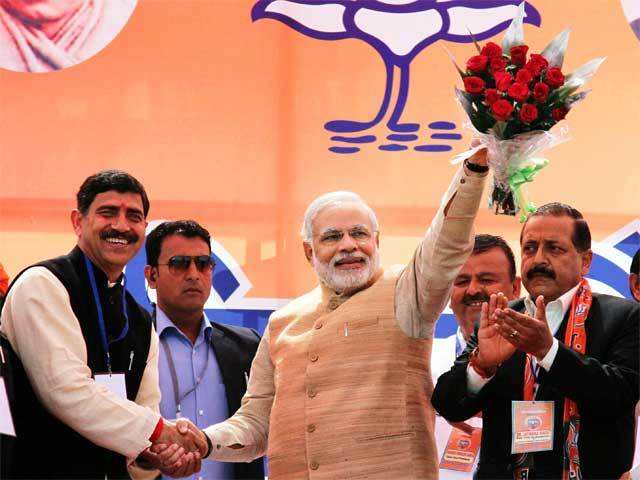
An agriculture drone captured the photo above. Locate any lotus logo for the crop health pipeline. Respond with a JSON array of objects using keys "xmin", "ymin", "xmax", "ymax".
[
  {"xmin": 621, "ymin": 0, "xmax": 640, "ymax": 41},
  {"xmin": 252, "ymin": 0, "xmax": 541, "ymax": 153},
  {"xmin": 457, "ymin": 438, "xmax": 471, "ymax": 449},
  {"xmin": 525, "ymin": 415, "xmax": 542, "ymax": 430}
]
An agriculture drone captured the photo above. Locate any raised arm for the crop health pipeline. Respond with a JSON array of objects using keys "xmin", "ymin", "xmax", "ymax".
[{"xmin": 395, "ymin": 150, "xmax": 488, "ymax": 338}]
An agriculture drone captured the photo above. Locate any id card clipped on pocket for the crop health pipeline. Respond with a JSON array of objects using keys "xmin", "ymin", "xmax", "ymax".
[{"xmin": 511, "ymin": 400, "xmax": 554, "ymax": 454}]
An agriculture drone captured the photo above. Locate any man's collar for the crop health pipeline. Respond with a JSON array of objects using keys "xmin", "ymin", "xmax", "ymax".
[
  {"xmin": 524, "ymin": 282, "xmax": 581, "ymax": 319},
  {"xmin": 156, "ymin": 306, "xmax": 212, "ymax": 340},
  {"xmin": 77, "ymin": 246, "xmax": 124, "ymax": 288}
]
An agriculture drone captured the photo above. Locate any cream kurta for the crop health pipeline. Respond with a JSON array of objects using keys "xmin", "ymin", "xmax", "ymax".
[{"xmin": 204, "ymin": 166, "xmax": 486, "ymax": 478}]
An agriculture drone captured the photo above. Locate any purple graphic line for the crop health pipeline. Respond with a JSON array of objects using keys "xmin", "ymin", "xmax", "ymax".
[
  {"xmin": 379, "ymin": 144, "xmax": 408, "ymax": 152},
  {"xmin": 330, "ymin": 135, "xmax": 377, "ymax": 144},
  {"xmin": 415, "ymin": 145, "xmax": 453, "ymax": 152},
  {"xmin": 431, "ymin": 133, "xmax": 462, "ymax": 140},
  {"xmin": 428, "ymin": 121, "xmax": 457, "ymax": 130},
  {"xmin": 252, "ymin": 0, "xmax": 541, "ymax": 134},
  {"xmin": 329, "ymin": 146, "xmax": 360, "ymax": 154},
  {"xmin": 387, "ymin": 134, "xmax": 419, "ymax": 142}
]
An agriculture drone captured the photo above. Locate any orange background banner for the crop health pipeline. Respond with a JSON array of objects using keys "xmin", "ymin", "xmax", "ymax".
[{"xmin": 1, "ymin": 0, "xmax": 638, "ymax": 300}]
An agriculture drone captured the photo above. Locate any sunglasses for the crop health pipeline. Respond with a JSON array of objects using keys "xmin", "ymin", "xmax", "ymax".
[{"xmin": 158, "ymin": 255, "xmax": 216, "ymax": 274}]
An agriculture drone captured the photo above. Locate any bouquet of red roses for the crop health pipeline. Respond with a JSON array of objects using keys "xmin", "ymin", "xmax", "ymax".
[{"xmin": 452, "ymin": 3, "xmax": 604, "ymax": 220}]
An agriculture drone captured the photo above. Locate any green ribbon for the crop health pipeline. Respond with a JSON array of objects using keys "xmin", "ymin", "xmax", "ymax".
[{"xmin": 508, "ymin": 158, "xmax": 549, "ymax": 222}]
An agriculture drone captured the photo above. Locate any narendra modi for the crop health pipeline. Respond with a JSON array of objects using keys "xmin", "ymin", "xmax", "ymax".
[{"xmin": 195, "ymin": 147, "xmax": 490, "ymax": 479}]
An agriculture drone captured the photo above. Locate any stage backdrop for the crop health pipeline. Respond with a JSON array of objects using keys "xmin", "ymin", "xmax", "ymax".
[{"xmin": 1, "ymin": 0, "xmax": 638, "ymax": 337}]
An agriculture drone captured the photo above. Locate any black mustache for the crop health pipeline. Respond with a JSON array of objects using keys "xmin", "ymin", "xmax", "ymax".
[
  {"xmin": 526, "ymin": 264, "xmax": 556, "ymax": 280},
  {"xmin": 100, "ymin": 230, "xmax": 138, "ymax": 244},
  {"xmin": 462, "ymin": 293, "xmax": 490, "ymax": 306}
]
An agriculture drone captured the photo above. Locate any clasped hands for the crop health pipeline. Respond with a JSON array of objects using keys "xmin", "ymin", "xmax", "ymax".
[
  {"xmin": 140, "ymin": 418, "xmax": 209, "ymax": 477},
  {"xmin": 474, "ymin": 293, "xmax": 554, "ymax": 374}
]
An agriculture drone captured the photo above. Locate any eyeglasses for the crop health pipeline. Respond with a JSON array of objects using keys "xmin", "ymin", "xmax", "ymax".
[
  {"xmin": 158, "ymin": 255, "xmax": 216, "ymax": 274},
  {"xmin": 316, "ymin": 227, "xmax": 376, "ymax": 245}
]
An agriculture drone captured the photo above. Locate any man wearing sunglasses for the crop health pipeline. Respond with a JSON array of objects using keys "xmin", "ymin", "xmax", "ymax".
[
  {"xmin": 0, "ymin": 170, "xmax": 206, "ymax": 478},
  {"xmin": 145, "ymin": 220, "xmax": 264, "ymax": 480}
]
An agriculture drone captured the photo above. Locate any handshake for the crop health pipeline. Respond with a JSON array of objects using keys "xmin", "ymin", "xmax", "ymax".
[{"xmin": 139, "ymin": 418, "xmax": 210, "ymax": 477}]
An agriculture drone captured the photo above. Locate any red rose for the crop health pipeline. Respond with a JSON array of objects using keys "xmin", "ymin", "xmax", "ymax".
[
  {"xmin": 507, "ymin": 82, "xmax": 530, "ymax": 102},
  {"xmin": 533, "ymin": 82, "xmax": 549, "ymax": 102},
  {"xmin": 552, "ymin": 107, "xmax": 569, "ymax": 121},
  {"xmin": 485, "ymin": 88, "xmax": 501, "ymax": 105},
  {"xmin": 494, "ymin": 71, "xmax": 513, "ymax": 91},
  {"xmin": 490, "ymin": 56, "xmax": 507, "ymax": 72},
  {"xmin": 519, "ymin": 103, "xmax": 538, "ymax": 123},
  {"xmin": 510, "ymin": 45, "xmax": 529, "ymax": 66},
  {"xmin": 463, "ymin": 76, "xmax": 485, "ymax": 94},
  {"xmin": 491, "ymin": 99, "xmax": 514, "ymax": 121},
  {"xmin": 515, "ymin": 68, "xmax": 533, "ymax": 85},
  {"xmin": 466, "ymin": 55, "xmax": 489, "ymax": 73},
  {"xmin": 525, "ymin": 54, "xmax": 549, "ymax": 78},
  {"xmin": 481, "ymin": 42, "xmax": 503, "ymax": 58},
  {"xmin": 545, "ymin": 67, "xmax": 565, "ymax": 88}
]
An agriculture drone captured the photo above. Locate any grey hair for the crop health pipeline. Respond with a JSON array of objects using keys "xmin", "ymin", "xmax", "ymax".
[{"xmin": 301, "ymin": 191, "xmax": 379, "ymax": 243}]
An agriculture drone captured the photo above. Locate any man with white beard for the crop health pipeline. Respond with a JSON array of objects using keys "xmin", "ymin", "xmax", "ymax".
[{"xmin": 179, "ymin": 150, "xmax": 489, "ymax": 479}]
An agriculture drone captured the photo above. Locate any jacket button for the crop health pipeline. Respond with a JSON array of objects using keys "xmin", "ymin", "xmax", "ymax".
[
  {"xmin": 307, "ymin": 424, "xmax": 316, "ymax": 433},
  {"xmin": 314, "ymin": 322, "xmax": 323, "ymax": 330},
  {"xmin": 310, "ymin": 461, "xmax": 319, "ymax": 470},
  {"xmin": 310, "ymin": 353, "xmax": 318, "ymax": 362},
  {"xmin": 308, "ymin": 389, "xmax": 317, "ymax": 398}
]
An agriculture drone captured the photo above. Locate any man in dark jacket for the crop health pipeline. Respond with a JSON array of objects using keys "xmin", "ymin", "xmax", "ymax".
[
  {"xmin": 432, "ymin": 203, "xmax": 639, "ymax": 479},
  {"xmin": 145, "ymin": 220, "xmax": 264, "ymax": 480},
  {"xmin": 0, "ymin": 170, "xmax": 205, "ymax": 479}
]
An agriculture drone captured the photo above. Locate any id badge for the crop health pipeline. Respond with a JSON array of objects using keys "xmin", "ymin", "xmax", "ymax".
[
  {"xmin": 439, "ymin": 426, "xmax": 482, "ymax": 472},
  {"xmin": 511, "ymin": 400, "xmax": 554, "ymax": 454},
  {"xmin": 95, "ymin": 373, "xmax": 127, "ymax": 400},
  {"xmin": 0, "ymin": 378, "xmax": 15, "ymax": 436}
]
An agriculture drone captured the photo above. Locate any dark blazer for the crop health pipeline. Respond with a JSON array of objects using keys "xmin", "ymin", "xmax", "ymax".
[
  {"xmin": 210, "ymin": 322, "xmax": 265, "ymax": 480},
  {"xmin": 432, "ymin": 293, "xmax": 639, "ymax": 479},
  {"xmin": 154, "ymin": 310, "xmax": 265, "ymax": 480}
]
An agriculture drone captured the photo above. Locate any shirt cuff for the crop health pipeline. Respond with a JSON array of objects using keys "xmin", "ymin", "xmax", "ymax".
[
  {"xmin": 466, "ymin": 364, "xmax": 492, "ymax": 394},
  {"xmin": 537, "ymin": 338, "xmax": 559, "ymax": 371}
]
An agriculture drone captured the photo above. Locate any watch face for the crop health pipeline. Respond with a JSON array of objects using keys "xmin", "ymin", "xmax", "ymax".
[{"xmin": 0, "ymin": 0, "xmax": 138, "ymax": 73}]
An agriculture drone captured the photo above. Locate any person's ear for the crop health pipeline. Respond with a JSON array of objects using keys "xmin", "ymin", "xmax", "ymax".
[
  {"xmin": 580, "ymin": 249, "xmax": 593, "ymax": 276},
  {"xmin": 144, "ymin": 266, "xmax": 158, "ymax": 288},
  {"xmin": 71, "ymin": 210, "xmax": 82, "ymax": 236},
  {"xmin": 303, "ymin": 242, "xmax": 313, "ymax": 263}
]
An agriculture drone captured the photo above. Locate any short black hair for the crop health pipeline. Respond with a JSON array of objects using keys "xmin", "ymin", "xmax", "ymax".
[
  {"xmin": 145, "ymin": 220, "xmax": 211, "ymax": 267},
  {"xmin": 631, "ymin": 249, "xmax": 640, "ymax": 275},
  {"xmin": 520, "ymin": 202, "xmax": 591, "ymax": 252},
  {"xmin": 77, "ymin": 170, "xmax": 150, "ymax": 217},
  {"xmin": 473, "ymin": 234, "xmax": 517, "ymax": 280}
]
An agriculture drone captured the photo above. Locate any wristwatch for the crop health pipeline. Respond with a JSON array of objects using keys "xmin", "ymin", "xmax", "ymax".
[{"xmin": 464, "ymin": 159, "xmax": 489, "ymax": 174}]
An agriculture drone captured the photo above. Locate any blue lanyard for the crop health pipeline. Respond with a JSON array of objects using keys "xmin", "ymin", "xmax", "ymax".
[{"xmin": 84, "ymin": 255, "xmax": 130, "ymax": 374}]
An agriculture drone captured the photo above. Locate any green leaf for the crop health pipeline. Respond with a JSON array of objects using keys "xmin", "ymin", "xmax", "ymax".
[
  {"xmin": 501, "ymin": 2, "xmax": 526, "ymax": 53},
  {"xmin": 541, "ymin": 29, "xmax": 570, "ymax": 68},
  {"xmin": 492, "ymin": 121, "xmax": 508, "ymax": 138}
]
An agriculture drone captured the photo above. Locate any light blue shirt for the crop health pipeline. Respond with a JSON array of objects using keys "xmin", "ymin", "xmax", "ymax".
[{"xmin": 157, "ymin": 307, "xmax": 233, "ymax": 480}]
